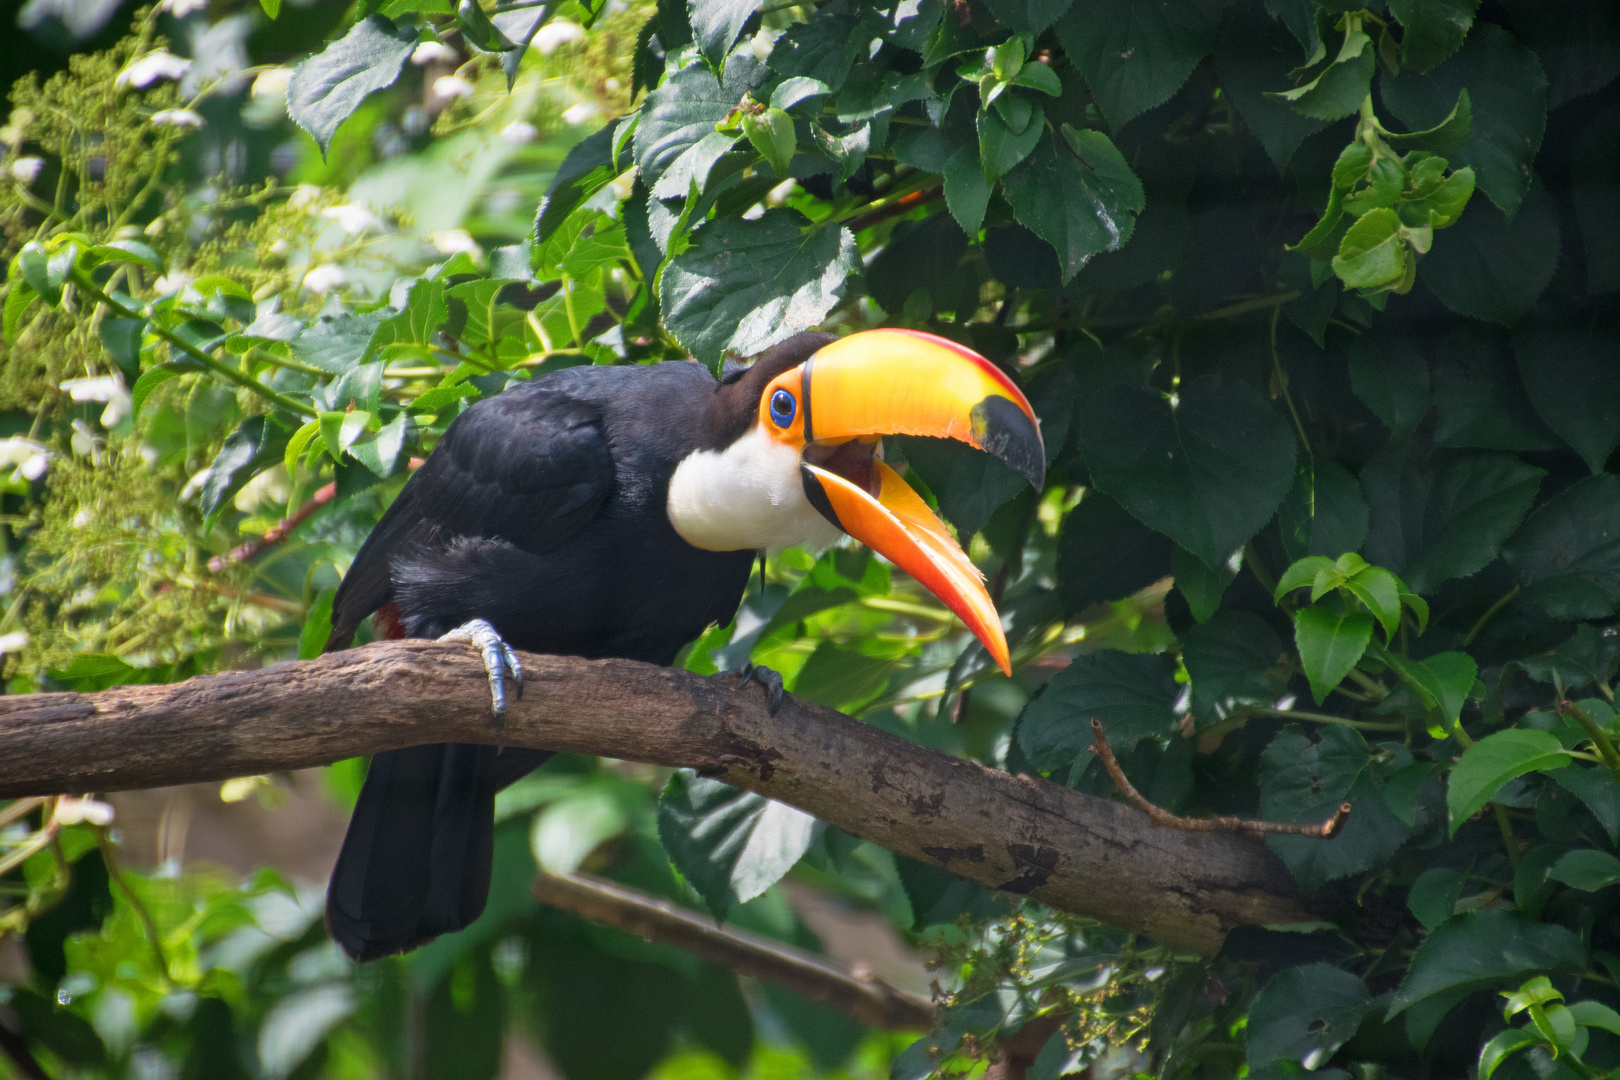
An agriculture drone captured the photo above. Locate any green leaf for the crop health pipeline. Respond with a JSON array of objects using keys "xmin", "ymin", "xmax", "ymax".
[
  {"xmin": 1260, "ymin": 726, "xmax": 1417, "ymax": 892},
  {"xmin": 660, "ymin": 210, "xmax": 858, "ymax": 368},
  {"xmin": 1362, "ymin": 445, "xmax": 1544, "ymax": 595},
  {"xmin": 657, "ymin": 771, "xmax": 822, "ymax": 918},
  {"xmin": 1013, "ymin": 61, "xmax": 1062, "ymax": 96},
  {"xmin": 894, "ymin": 435, "xmax": 1026, "ymax": 538},
  {"xmin": 1074, "ymin": 375, "xmax": 1295, "ymax": 569},
  {"xmin": 1387, "ymin": 0, "xmax": 1478, "ymax": 73},
  {"xmin": 293, "ymin": 311, "xmax": 389, "ymax": 374},
  {"xmin": 634, "ymin": 58, "xmax": 762, "ymax": 192},
  {"xmin": 346, "ymin": 414, "xmax": 408, "ymax": 477},
  {"xmin": 299, "ymin": 588, "xmax": 336, "ymax": 660},
  {"xmin": 560, "ymin": 224, "xmax": 631, "ymax": 278},
  {"xmin": 196, "ymin": 417, "xmax": 289, "ymax": 527},
  {"xmin": 1001, "ymin": 126, "xmax": 1144, "ymax": 283},
  {"xmin": 1408, "ymin": 866, "xmax": 1465, "ymax": 930},
  {"xmin": 943, "ymin": 143, "xmax": 992, "ymax": 235},
  {"xmin": 1382, "ymin": 90, "xmax": 1472, "ymax": 155},
  {"xmin": 1446, "ymin": 729, "xmax": 1570, "ymax": 832},
  {"xmin": 980, "ymin": 0, "xmax": 1070, "ymax": 32},
  {"xmin": 86, "ymin": 239, "xmax": 164, "ymax": 274},
  {"xmin": 1347, "ymin": 335, "xmax": 1431, "ymax": 436},
  {"xmin": 1016, "ymin": 650, "xmax": 1179, "ymax": 773},
  {"xmin": 1419, "ymin": 177, "xmax": 1559, "ymax": 325},
  {"xmin": 1503, "ymin": 474, "xmax": 1620, "ymax": 620},
  {"xmin": 369, "ymin": 278, "xmax": 449, "ymax": 352},
  {"xmin": 1054, "ymin": 492, "xmax": 1171, "ymax": 614},
  {"xmin": 791, "ymin": 640, "xmax": 894, "ymax": 711},
  {"xmin": 131, "ymin": 363, "xmax": 184, "ymax": 418},
  {"xmin": 1054, "ymin": 0, "xmax": 1219, "ymax": 129},
  {"xmin": 770, "ymin": 76, "xmax": 829, "ymax": 111},
  {"xmin": 1293, "ymin": 604, "xmax": 1373, "ymax": 705},
  {"xmin": 284, "ymin": 417, "xmax": 323, "ymax": 474},
  {"xmin": 1552, "ymin": 767, "xmax": 1620, "ymax": 845},
  {"xmin": 1342, "ymin": 566, "xmax": 1402, "ymax": 641},
  {"xmin": 535, "ymin": 119, "xmax": 625, "ymax": 245},
  {"xmin": 1514, "ymin": 317, "xmax": 1620, "ymax": 475},
  {"xmin": 286, "ymin": 16, "xmax": 419, "ymax": 156},
  {"xmin": 3, "ymin": 279, "xmax": 37, "ymax": 342},
  {"xmin": 690, "ymin": 0, "xmax": 761, "ymax": 67},
  {"xmin": 533, "ymin": 785, "xmax": 632, "ymax": 873},
  {"xmin": 17, "ymin": 244, "xmax": 58, "ymax": 305},
  {"xmin": 977, "ymin": 101, "xmax": 1046, "ymax": 180},
  {"xmin": 1389, "ymin": 908, "xmax": 1585, "ymax": 1015},
  {"xmin": 1386, "ymin": 650, "xmax": 1477, "ymax": 731},
  {"xmin": 1517, "ymin": 625, "xmax": 1620, "ymax": 691},
  {"xmin": 1275, "ymin": 555, "xmax": 1339, "ymax": 600},
  {"xmin": 1568, "ymin": 1000, "xmax": 1620, "ymax": 1038},
  {"xmin": 1246, "ymin": 964, "xmax": 1371, "ymax": 1071},
  {"xmin": 1549, "ymin": 849, "xmax": 1620, "ymax": 892},
  {"xmin": 1270, "ymin": 29, "xmax": 1375, "ymax": 121},
  {"xmin": 1381, "ymin": 23, "xmax": 1547, "ymax": 218},
  {"xmin": 1478, "ymin": 1028, "xmax": 1540, "ymax": 1080},
  {"xmin": 1215, "ymin": 6, "xmax": 1329, "ymax": 170},
  {"xmin": 260, "ymin": 0, "xmax": 281, "ymax": 15},
  {"xmin": 458, "ymin": 0, "xmax": 518, "ymax": 50},
  {"xmin": 1171, "ymin": 544, "xmax": 1234, "ymax": 623},
  {"xmin": 1183, "ymin": 609, "xmax": 1290, "ymax": 723},
  {"xmin": 1277, "ymin": 463, "xmax": 1371, "ymax": 563},
  {"xmin": 1332, "ymin": 208, "xmax": 1411, "ymax": 293},
  {"xmin": 741, "ymin": 107, "xmax": 796, "ymax": 177}
]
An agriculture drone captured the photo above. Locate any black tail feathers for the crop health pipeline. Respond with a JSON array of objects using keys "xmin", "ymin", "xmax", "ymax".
[{"xmin": 325, "ymin": 743, "xmax": 552, "ymax": 961}]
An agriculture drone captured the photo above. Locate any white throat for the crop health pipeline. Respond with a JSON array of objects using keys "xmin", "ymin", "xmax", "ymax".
[{"xmin": 666, "ymin": 426, "xmax": 844, "ymax": 553}]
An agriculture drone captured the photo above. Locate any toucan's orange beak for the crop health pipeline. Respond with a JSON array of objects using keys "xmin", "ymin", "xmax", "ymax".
[{"xmin": 765, "ymin": 329, "xmax": 1045, "ymax": 675}]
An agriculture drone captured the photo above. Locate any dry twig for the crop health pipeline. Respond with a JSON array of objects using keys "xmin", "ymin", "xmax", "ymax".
[{"xmin": 1090, "ymin": 720, "xmax": 1350, "ymax": 839}]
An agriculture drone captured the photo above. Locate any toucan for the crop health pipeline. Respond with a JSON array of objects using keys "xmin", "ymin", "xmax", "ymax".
[{"xmin": 322, "ymin": 328, "xmax": 1045, "ymax": 960}]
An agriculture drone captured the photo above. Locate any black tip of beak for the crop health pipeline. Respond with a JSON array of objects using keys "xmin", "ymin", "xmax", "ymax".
[{"xmin": 971, "ymin": 397, "xmax": 1046, "ymax": 491}]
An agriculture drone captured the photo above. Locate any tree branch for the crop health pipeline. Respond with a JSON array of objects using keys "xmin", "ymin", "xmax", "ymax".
[
  {"xmin": 533, "ymin": 871, "xmax": 936, "ymax": 1030},
  {"xmin": 0, "ymin": 640, "xmax": 1318, "ymax": 954}
]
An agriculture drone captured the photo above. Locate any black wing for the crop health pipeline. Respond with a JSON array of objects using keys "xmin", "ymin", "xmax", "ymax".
[{"xmin": 327, "ymin": 383, "xmax": 615, "ymax": 647}]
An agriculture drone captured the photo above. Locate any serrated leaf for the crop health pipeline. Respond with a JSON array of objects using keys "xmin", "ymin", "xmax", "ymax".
[
  {"xmin": 1293, "ymin": 604, "xmax": 1373, "ymax": 704},
  {"xmin": 197, "ymin": 417, "xmax": 289, "ymax": 528},
  {"xmin": 1171, "ymin": 544, "xmax": 1235, "ymax": 623},
  {"xmin": 1380, "ymin": 23, "xmax": 1546, "ymax": 218},
  {"xmin": 1361, "ymin": 444, "xmax": 1544, "ymax": 595},
  {"xmin": 1016, "ymin": 650, "xmax": 1179, "ymax": 773},
  {"xmin": 535, "ymin": 119, "xmax": 625, "ymax": 245},
  {"xmin": 943, "ymin": 143, "xmax": 991, "ymax": 235},
  {"xmin": 661, "ymin": 210, "xmax": 858, "ymax": 368},
  {"xmin": 1347, "ymin": 335, "xmax": 1431, "ymax": 436},
  {"xmin": 1270, "ymin": 29, "xmax": 1375, "ymax": 121},
  {"xmin": 1277, "ymin": 462, "xmax": 1371, "ymax": 563},
  {"xmin": 1387, "ymin": 0, "xmax": 1479, "ymax": 74},
  {"xmin": 1383, "ymin": 90, "xmax": 1472, "ymax": 155},
  {"xmin": 1514, "ymin": 316, "xmax": 1620, "ymax": 475},
  {"xmin": 1419, "ymin": 177, "xmax": 1559, "ymax": 325},
  {"xmin": 1055, "ymin": 0, "xmax": 1219, "ymax": 129},
  {"xmin": 1385, "ymin": 650, "xmax": 1476, "ymax": 731},
  {"xmin": 741, "ymin": 107, "xmax": 795, "ymax": 177},
  {"xmin": 1002, "ymin": 125, "xmax": 1145, "ymax": 283},
  {"xmin": 657, "ymin": 770, "xmax": 821, "ymax": 917},
  {"xmin": 369, "ymin": 278, "xmax": 448, "ymax": 353},
  {"xmin": 286, "ymin": 16, "xmax": 419, "ymax": 156},
  {"xmin": 690, "ymin": 0, "xmax": 762, "ymax": 68},
  {"xmin": 1246, "ymin": 964, "xmax": 1371, "ymax": 1071},
  {"xmin": 1332, "ymin": 208, "xmax": 1410, "ymax": 292},
  {"xmin": 1183, "ymin": 609, "xmax": 1290, "ymax": 722},
  {"xmin": 1054, "ymin": 492, "xmax": 1172, "ymax": 614},
  {"xmin": 635, "ymin": 57, "xmax": 764, "ymax": 192},
  {"xmin": 458, "ymin": 0, "xmax": 518, "ymax": 50},
  {"xmin": 1074, "ymin": 375, "xmax": 1295, "ymax": 568},
  {"xmin": 1215, "ymin": 6, "xmax": 1329, "ymax": 170},
  {"xmin": 1446, "ymin": 729, "xmax": 1568, "ymax": 831},
  {"xmin": 1549, "ymin": 849, "xmax": 1620, "ymax": 892},
  {"xmin": 1503, "ymin": 474, "xmax": 1620, "ymax": 620},
  {"xmin": 977, "ymin": 101, "xmax": 1045, "ymax": 180},
  {"xmin": 131, "ymin": 364, "xmax": 185, "ymax": 418}
]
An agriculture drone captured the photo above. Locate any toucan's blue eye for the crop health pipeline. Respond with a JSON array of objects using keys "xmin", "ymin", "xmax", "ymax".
[{"xmin": 770, "ymin": 388, "xmax": 796, "ymax": 427}]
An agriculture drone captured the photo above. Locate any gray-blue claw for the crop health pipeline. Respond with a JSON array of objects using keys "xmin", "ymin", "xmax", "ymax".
[
  {"xmin": 440, "ymin": 618, "xmax": 523, "ymax": 722},
  {"xmin": 738, "ymin": 662, "xmax": 785, "ymax": 716}
]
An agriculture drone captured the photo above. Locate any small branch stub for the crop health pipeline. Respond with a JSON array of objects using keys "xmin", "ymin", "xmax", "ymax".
[{"xmin": 1090, "ymin": 720, "xmax": 1350, "ymax": 839}]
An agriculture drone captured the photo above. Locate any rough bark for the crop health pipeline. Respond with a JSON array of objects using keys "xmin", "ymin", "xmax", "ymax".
[{"xmin": 0, "ymin": 640, "xmax": 1318, "ymax": 953}]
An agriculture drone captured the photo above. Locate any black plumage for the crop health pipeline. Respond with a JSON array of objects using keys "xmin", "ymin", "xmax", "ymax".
[{"xmin": 324, "ymin": 335, "xmax": 831, "ymax": 960}]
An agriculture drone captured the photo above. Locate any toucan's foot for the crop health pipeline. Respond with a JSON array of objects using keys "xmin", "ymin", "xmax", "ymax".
[
  {"xmin": 440, "ymin": 618, "xmax": 523, "ymax": 723},
  {"xmin": 738, "ymin": 662, "xmax": 785, "ymax": 716}
]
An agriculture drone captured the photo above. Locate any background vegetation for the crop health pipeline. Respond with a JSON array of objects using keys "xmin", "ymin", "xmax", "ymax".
[{"xmin": 0, "ymin": 0, "xmax": 1617, "ymax": 1076}]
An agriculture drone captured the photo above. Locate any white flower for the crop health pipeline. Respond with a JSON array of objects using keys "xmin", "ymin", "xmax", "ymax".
[
  {"xmin": 54, "ymin": 796, "xmax": 115, "ymax": 827},
  {"xmin": 501, "ymin": 120, "xmax": 537, "ymax": 145},
  {"xmin": 0, "ymin": 631, "xmax": 26, "ymax": 655},
  {"xmin": 534, "ymin": 19, "xmax": 585, "ymax": 53},
  {"xmin": 268, "ymin": 238, "xmax": 289, "ymax": 256},
  {"xmin": 604, "ymin": 77, "xmax": 620, "ymax": 93},
  {"xmin": 430, "ymin": 229, "xmax": 482, "ymax": 258},
  {"xmin": 251, "ymin": 67, "xmax": 293, "ymax": 98},
  {"xmin": 116, "ymin": 51, "xmax": 192, "ymax": 89},
  {"xmin": 9, "ymin": 156, "xmax": 42, "ymax": 183},
  {"xmin": 287, "ymin": 183, "xmax": 323, "ymax": 210},
  {"xmin": 412, "ymin": 41, "xmax": 459, "ymax": 65},
  {"xmin": 69, "ymin": 419, "xmax": 102, "ymax": 459},
  {"xmin": 153, "ymin": 271, "xmax": 193, "ymax": 295},
  {"xmin": 320, "ymin": 203, "xmax": 384, "ymax": 234},
  {"xmin": 561, "ymin": 102, "xmax": 599, "ymax": 126},
  {"xmin": 60, "ymin": 374, "xmax": 133, "ymax": 428},
  {"xmin": 152, "ymin": 108, "xmax": 205, "ymax": 129},
  {"xmin": 432, "ymin": 75, "xmax": 475, "ymax": 102},
  {"xmin": 0, "ymin": 436, "xmax": 49, "ymax": 481},
  {"xmin": 160, "ymin": 0, "xmax": 210, "ymax": 16},
  {"xmin": 302, "ymin": 265, "xmax": 346, "ymax": 293}
]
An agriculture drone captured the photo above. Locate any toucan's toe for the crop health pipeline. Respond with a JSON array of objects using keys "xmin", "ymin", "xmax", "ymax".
[
  {"xmin": 738, "ymin": 662, "xmax": 786, "ymax": 716},
  {"xmin": 441, "ymin": 618, "xmax": 521, "ymax": 723}
]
